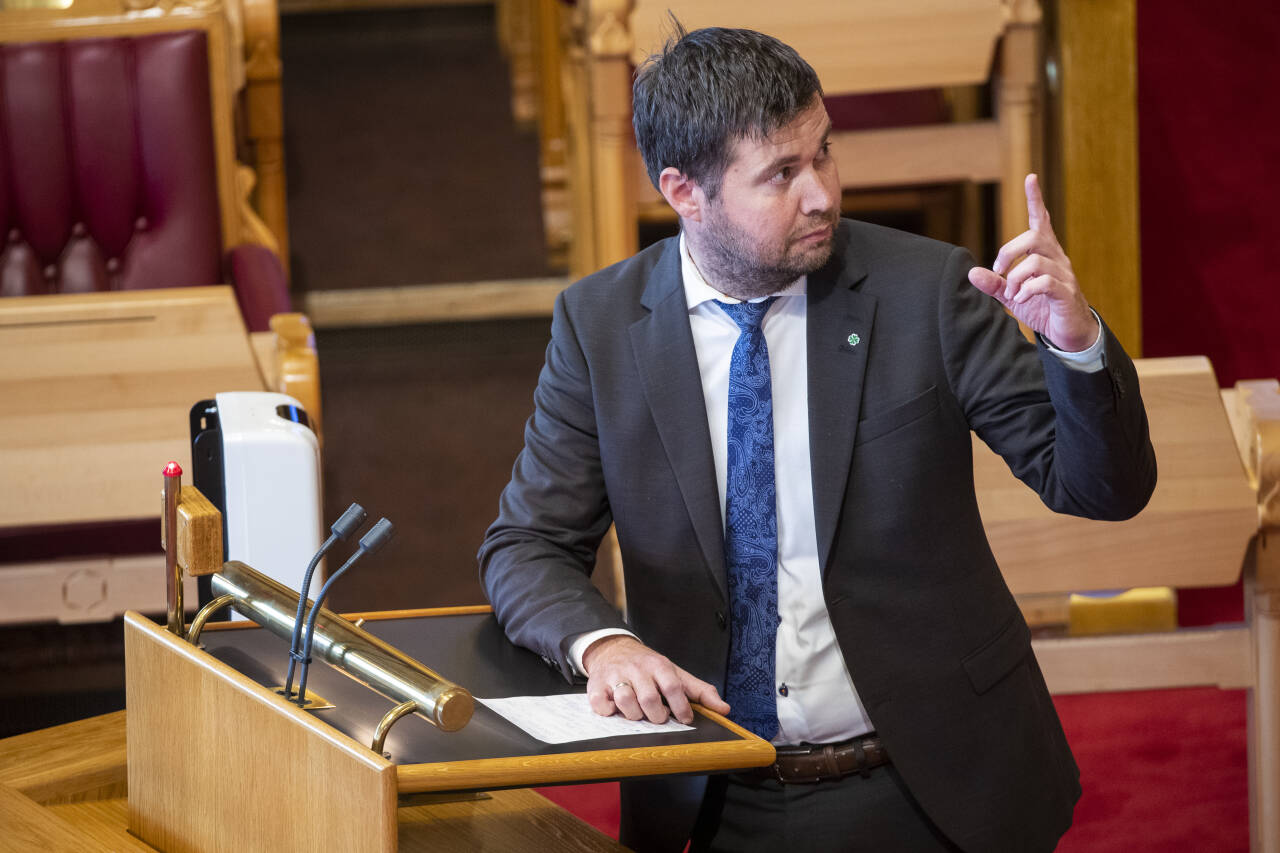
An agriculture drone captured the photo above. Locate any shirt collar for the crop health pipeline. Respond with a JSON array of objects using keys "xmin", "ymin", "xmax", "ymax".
[{"xmin": 679, "ymin": 232, "xmax": 806, "ymax": 311}]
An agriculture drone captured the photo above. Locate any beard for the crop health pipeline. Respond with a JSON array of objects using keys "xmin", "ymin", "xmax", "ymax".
[{"xmin": 690, "ymin": 206, "xmax": 838, "ymax": 301}]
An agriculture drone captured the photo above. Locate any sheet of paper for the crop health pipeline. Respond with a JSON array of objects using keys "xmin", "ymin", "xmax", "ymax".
[{"xmin": 478, "ymin": 693, "xmax": 695, "ymax": 744}]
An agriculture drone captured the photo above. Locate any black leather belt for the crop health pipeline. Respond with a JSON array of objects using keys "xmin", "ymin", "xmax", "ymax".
[{"xmin": 734, "ymin": 733, "xmax": 890, "ymax": 784}]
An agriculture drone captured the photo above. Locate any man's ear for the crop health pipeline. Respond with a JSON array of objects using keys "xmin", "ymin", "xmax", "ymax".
[{"xmin": 658, "ymin": 167, "xmax": 704, "ymax": 222}]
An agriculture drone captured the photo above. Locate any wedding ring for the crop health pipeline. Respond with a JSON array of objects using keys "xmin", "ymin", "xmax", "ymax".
[{"xmin": 613, "ymin": 681, "xmax": 632, "ymax": 691}]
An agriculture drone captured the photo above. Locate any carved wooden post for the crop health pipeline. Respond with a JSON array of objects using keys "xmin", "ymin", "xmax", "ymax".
[
  {"xmin": 562, "ymin": 5, "xmax": 597, "ymax": 280},
  {"xmin": 998, "ymin": 0, "xmax": 1042, "ymax": 243},
  {"xmin": 534, "ymin": 0, "xmax": 571, "ymax": 263},
  {"xmin": 1254, "ymin": 533, "xmax": 1280, "ymax": 853},
  {"xmin": 501, "ymin": 0, "xmax": 539, "ymax": 128},
  {"xmin": 585, "ymin": 0, "xmax": 637, "ymax": 273},
  {"xmin": 1240, "ymin": 380, "xmax": 1280, "ymax": 852},
  {"xmin": 242, "ymin": 0, "xmax": 290, "ymax": 270},
  {"xmin": 270, "ymin": 312, "xmax": 322, "ymax": 443}
]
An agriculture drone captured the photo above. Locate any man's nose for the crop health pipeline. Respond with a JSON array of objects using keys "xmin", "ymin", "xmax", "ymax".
[{"xmin": 799, "ymin": 167, "xmax": 838, "ymax": 216}]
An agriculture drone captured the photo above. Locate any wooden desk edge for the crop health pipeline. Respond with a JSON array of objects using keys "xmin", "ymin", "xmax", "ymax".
[
  {"xmin": 200, "ymin": 603, "xmax": 494, "ymax": 631},
  {"xmin": 396, "ymin": 705, "xmax": 775, "ymax": 794}
]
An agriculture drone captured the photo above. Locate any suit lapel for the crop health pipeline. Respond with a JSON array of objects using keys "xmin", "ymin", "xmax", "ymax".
[
  {"xmin": 807, "ymin": 252, "xmax": 875, "ymax": 576},
  {"xmin": 629, "ymin": 241, "xmax": 728, "ymax": 602}
]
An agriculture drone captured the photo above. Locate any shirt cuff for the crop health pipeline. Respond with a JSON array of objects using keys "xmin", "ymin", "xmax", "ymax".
[
  {"xmin": 1039, "ymin": 309, "xmax": 1105, "ymax": 373},
  {"xmin": 567, "ymin": 628, "xmax": 639, "ymax": 677}
]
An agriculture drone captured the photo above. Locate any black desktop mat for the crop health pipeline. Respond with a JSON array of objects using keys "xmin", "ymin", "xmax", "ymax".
[{"xmin": 202, "ymin": 612, "xmax": 742, "ymax": 769}]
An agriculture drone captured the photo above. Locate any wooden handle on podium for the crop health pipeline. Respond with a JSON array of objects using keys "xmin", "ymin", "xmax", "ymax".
[
  {"xmin": 160, "ymin": 484, "xmax": 223, "ymax": 578},
  {"xmin": 175, "ymin": 487, "xmax": 222, "ymax": 577}
]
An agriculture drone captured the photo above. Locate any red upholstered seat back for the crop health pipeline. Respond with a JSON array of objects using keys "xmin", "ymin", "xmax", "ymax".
[{"xmin": 0, "ymin": 31, "xmax": 223, "ymax": 297}]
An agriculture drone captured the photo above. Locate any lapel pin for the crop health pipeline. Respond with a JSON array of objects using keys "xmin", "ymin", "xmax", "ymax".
[{"xmin": 847, "ymin": 333, "xmax": 861, "ymax": 347}]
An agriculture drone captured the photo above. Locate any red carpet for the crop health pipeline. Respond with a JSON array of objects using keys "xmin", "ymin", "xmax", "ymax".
[
  {"xmin": 537, "ymin": 686, "xmax": 1248, "ymax": 850},
  {"xmin": 536, "ymin": 781, "xmax": 622, "ymax": 841},
  {"xmin": 1056, "ymin": 688, "xmax": 1248, "ymax": 852}
]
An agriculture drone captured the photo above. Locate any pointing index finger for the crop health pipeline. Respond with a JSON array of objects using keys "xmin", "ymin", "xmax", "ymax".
[{"xmin": 1025, "ymin": 173, "xmax": 1049, "ymax": 231}]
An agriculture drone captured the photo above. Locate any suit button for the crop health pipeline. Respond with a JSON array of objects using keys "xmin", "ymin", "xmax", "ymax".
[{"xmin": 716, "ymin": 610, "xmax": 726, "ymax": 630}]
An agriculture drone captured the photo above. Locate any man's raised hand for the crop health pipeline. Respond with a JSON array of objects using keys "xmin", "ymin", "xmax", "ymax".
[
  {"xmin": 966, "ymin": 174, "xmax": 1098, "ymax": 352},
  {"xmin": 582, "ymin": 635, "xmax": 730, "ymax": 725}
]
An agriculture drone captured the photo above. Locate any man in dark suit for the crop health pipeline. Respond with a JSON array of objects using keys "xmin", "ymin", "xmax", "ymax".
[{"xmin": 479, "ymin": 25, "xmax": 1155, "ymax": 853}]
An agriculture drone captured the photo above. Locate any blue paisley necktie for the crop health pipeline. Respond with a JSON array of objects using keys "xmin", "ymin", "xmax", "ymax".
[{"xmin": 716, "ymin": 296, "xmax": 780, "ymax": 741}]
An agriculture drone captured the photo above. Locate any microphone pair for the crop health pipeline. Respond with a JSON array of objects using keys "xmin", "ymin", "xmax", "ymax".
[{"xmin": 283, "ymin": 503, "xmax": 395, "ymax": 704}]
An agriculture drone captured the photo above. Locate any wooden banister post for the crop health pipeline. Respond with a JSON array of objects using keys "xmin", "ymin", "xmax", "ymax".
[
  {"xmin": 535, "ymin": 0, "xmax": 572, "ymax": 262},
  {"xmin": 501, "ymin": 0, "xmax": 539, "ymax": 128},
  {"xmin": 586, "ymin": 0, "xmax": 638, "ymax": 272},
  {"xmin": 998, "ymin": 0, "xmax": 1043, "ymax": 244},
  {"xmin": 1241, "ymin": 379, "xmax": 1280, "ymax": 852},
  {"xmin": 269, "ymin": 313, "xmax": 323, "ymax": 444},
  {"xmin": 1253, "ymin": 533, "xmax": 1280, "ymax": 852},
  {"xmin": 242, "ymin": 0, "xmax": 290, "ymax": 270}
]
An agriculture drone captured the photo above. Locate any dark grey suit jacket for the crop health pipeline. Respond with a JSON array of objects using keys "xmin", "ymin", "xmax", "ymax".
[{"xmin": 479, "ymin": 219, "xmax": 1156, "ymax": 853}]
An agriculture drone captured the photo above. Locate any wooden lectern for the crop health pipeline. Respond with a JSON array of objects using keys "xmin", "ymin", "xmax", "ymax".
[
  {"xmin": 2, "ymin": 599, "xmax": 770, "ymax": 851},
  {"xmin": 121, "ymin": 605, "xmax": 771, "ymax": 852},
  {"xmin": 93, "ymin": 458, "xmax": 770, "ymax": 853}
]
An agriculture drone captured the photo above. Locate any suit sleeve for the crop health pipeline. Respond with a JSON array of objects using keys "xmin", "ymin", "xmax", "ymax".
[
  {"xmin": 937, "ymin": 245, "xmax": 1157, "ymax": 520},
  {"xmin": 478, "ymin": 290, "xmax": 629, "ymax": 680}
]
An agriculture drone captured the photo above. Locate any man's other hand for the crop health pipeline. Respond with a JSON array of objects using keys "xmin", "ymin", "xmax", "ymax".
[
  {"xmin": 967, "ymin": 173, "xmax": 1099, "ymax": 352},
  {"xmin": 582, "ymin": 635, "xmax": 730, "ymax": 725}
]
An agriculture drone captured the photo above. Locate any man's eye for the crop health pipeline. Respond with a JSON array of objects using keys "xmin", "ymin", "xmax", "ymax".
[
  {"xmin": 772, "ymin": 166, "xmax": 793, "ymax": 183},
  {"xmin": 818, "ymin": 142, "xmax": 832, "ymax": 159}
]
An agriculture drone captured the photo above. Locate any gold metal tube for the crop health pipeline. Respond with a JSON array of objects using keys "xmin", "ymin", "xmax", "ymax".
[
  {"xmin": 210, "ymin": 560, "xmax": 473, "ymax": 731},
  {"xmin": 163, "ymin": 463, "xmax": 183, "ymax": 637},
  {"xmin": 187, "ymin": 594, "xmax": 237, "ymax": 645},
  {"xmin": 371, "ymin": 700, "xmax": 418, "ymax": 756}
]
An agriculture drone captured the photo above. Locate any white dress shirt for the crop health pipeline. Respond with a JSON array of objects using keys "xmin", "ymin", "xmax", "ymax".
[{"xmin": 570, "ymin": 233, "xmax": 1105, "ymax": 744}]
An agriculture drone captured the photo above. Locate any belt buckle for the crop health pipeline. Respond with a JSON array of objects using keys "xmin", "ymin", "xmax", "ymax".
[{"xmin": 773, "ymin": 742, "xmax": 824, "ymax": 778}]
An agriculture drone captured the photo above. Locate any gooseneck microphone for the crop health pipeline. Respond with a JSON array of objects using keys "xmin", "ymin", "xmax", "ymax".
[
  {"xmin": 283, "ymin": 503, "xmax": 367, "ymax": 700},
  {"xmin": 295, "ymin": 517, "xmax": 395, "ymax": 705}
]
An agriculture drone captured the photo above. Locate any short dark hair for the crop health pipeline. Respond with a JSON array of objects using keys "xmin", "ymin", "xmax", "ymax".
[{"xmin": 632, "ymin": 23, "xmax": 823, "ymax": 199}]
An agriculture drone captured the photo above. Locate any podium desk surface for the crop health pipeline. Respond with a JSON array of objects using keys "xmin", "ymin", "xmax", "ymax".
[{"xmin": 201, "ymin": 607, "xmax": 772, "ymax": 791}]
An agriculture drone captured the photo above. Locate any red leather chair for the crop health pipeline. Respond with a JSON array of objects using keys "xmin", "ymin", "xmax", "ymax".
[{"xmin": 0, "ymin": 29, "xmax": 289, "ymax": 330}]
